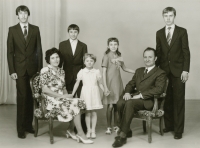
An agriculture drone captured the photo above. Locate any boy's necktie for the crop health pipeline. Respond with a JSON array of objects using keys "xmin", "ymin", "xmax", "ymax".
[
  {"xmin": 167, "ymin": 27, "xmax": 171, "ymax": 45},
  {"xmin": 24, "ymin": 26, "xmax": 27, "ymax": 41}
]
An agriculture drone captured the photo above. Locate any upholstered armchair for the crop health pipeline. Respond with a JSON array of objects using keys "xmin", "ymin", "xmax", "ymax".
[
  {"xmin": 133, "ymin": 79, "xmax": 169, "ymax": 143},
  {"xmin": 30, "ymin": 72, "xmax": 57, "ymax": 144}
]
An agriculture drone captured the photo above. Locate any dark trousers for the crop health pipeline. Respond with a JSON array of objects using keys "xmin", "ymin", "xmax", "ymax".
[
  {"xmin": 117, "ymin": 97, "xmax": 145, "ymax": 134},
  {"xmin": 16, "ymin": 72, "xmax": 33, "ymax": 133},
  {"xmin": 164, "ymin": 72, "xmax": 185, "ymax": 134},
  {"xmin": 66, "ymin": 80, "xmax": 87, "ymax": 133}
]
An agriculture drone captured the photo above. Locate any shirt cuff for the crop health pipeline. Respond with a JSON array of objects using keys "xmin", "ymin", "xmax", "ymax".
[
  {"xmin": 140, "ymin": 93, "xmax": 144, "ymax": 99},
  {"xmin": 183, "ymin": 71, "xmax": 189, "ymax": 74}
]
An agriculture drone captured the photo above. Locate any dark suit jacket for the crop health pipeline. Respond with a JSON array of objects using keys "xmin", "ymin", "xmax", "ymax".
[
  {"xmin": 125, "ymin": 67, "xmax": 166, "ymax": 110},
  {"xmin": 156, "ymin": 25, "xmax": 190, "ymax": 77},
  {"xmin": 59, "ymin": 39, "xmax": 87, "ymax": 85},
  {"xmin": 7, "ymin": 23, "xmax": 43, "ymax": 76}
]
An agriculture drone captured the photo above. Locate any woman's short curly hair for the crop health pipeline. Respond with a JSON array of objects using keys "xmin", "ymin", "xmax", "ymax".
[{"xmin": 45, "ymin": 48, "xmax": 62, "ymax": 64}]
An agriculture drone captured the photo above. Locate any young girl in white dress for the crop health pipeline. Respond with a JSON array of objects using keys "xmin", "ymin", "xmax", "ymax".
[{"xmin": 72, "ymin": 53, "xmax": 105, "ymax": 139}]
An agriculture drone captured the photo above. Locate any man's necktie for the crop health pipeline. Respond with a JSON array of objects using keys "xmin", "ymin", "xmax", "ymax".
[
  {"xmin": 167, "ymin": 27, "xmax": 171, "ymax": 45},
  {"xmin": 24, "ymin": 26, "xmax": 27, "ymax": 41},
  {"xmin": 144, "ymin": 68, "xmax": 148, "ymax": 77}
]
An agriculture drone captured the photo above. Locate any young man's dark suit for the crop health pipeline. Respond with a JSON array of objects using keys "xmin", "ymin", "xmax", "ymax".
[
  {"xmin": 156, "ymin": 25, "xmax": 190, "ymax": 135},
  {"xmin": 117, "ymin": 67, "xmax": 166, "ymax": 134},
  {"xmin": 7, "ymin": 23, "xmax": 43, "ymax": 134},
  {"xmin": 59, "ymin": 39, "xmax": 87, "ymax": 132}
]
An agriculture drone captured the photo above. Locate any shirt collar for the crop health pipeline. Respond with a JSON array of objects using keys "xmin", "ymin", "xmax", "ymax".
[
  {"xmin": 70, "ymin": 39, "xmax": 78, "ymax": 44},
  {"xmin": 83, "ymin": 68, "xmax": 95, "ymax": 73},
  {"xmin": 165, "ymin": 24, "xmax": 175, "ymax": 30},
  {"xmin": 146, "ymin": 65, "xmax": 155, "ymax": 72},
  {"xmin": 20, "ymin": 23, "xmax": 28, "ymax": 29}
]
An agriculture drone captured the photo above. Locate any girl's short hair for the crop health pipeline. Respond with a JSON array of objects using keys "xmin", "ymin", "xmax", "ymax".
[
  {"xmin": 68, "ymin": 24, "xmax": 80, "ymax": 33},
  {"xmin": 45, "ymin": 48, "xmax": 62, "ymax": 64},
  {"xmin": 83, "ymin": 53, "xmax": 97, "ymax": 63},
  {"xmin": 16, "ymin": 5, "xmax": 30, "ymax": 16},
  {"xmin": 105, "ymin": 37, "xmax": 121, "ymax": 56}
]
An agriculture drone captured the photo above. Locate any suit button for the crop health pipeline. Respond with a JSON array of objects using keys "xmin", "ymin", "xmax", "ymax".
[{"xmin": 169, "ymin": 61, "xmax": 170, "ymax": 63}]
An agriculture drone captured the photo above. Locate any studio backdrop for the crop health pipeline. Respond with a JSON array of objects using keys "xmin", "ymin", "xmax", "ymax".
[{"xmin": 0, "ymin": 0, "xmax": 200, "ymax": 104}]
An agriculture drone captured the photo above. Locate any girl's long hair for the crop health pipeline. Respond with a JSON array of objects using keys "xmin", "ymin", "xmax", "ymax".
[{"xmin": 105, "ymin": 37, "xmax": 121, "ymax": 56}]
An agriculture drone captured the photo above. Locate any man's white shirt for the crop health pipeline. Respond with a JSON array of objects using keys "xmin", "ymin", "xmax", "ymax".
[
  {"xmin": 20, "ymin": 23, "xmax": 29, "ymax": 35},
  {"xmin": 70, "ymin": 39, "xmax": 78, "ymax": 55}
]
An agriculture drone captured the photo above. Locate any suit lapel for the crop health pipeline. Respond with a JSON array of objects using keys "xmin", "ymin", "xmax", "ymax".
[
  {"xmin": 66, "ymin": 40, "xmax": 73, "ymax": 57},
  {"xmin": 16, "ymin": 23, "xmax": 26, "ymax": 45},
  {"xmin": 74, "ymin": 40, "xmax": 82, "ymax": 58},
  {"xmin": 25, "ymin": 23, "xmax": 33, "ymax": 47},
  {"xmin": 161, "ymin": 27, "xmax": 170, "ymax": 48},
  {"xmin": 138, "ymin": 68, "xmax": 146, "ymax": 82},
  {"xmin": 141, "ymin": 67, "xmax": 158, "ymax": 82},
  {"xmin": 169, "ymin": 25, "xmax": 179, "ymax": 49}
]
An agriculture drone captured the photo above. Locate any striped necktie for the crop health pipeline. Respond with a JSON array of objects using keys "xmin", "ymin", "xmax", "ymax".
[
  {"xmin": 24, "ymin": 26, "xmax": 27, "ymax": 41},
  {"xmin": 167, "ymin": 27, "xmax": 171, "ymax": 45}
]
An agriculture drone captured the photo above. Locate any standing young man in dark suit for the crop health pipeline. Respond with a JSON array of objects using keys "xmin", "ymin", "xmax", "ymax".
[
  {"xmin": 7, "ymin": 5, "xmax": 43, "ymax": 139},
  {"xmin": 59, "ymin": 24, "xmax": 87, "ymax": 134},
  {"xmin": 156, "ymin": 7, "xmax": 190, "ymax": 139},
  {"xmin": 112, "ymin": 48, "xmax": 167, "ymax": 147}
]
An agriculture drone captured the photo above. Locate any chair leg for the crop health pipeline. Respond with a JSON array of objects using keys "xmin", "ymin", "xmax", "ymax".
[
  {"xmin": 143, "ymin": 121, "xmax": 146, "ymax": 133},
  {"xmin": 49, "ymin": 117, "xmax": 54, "ymax": 144},
  {"xmin": 147, "ymin": 116, "xmax": 152, "ymax": 143},
  {"xmin": 34, "ymin": 117, "xmax": 38, "ymax": 137},
  {"xmin": 159, "ymin": 117, "xmax": 164, "ymax": 136}
]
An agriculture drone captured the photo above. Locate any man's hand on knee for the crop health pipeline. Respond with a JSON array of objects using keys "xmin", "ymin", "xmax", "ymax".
[{"xmin": 123, "ymin": 93, "xmax": 131, "ymax": 101}]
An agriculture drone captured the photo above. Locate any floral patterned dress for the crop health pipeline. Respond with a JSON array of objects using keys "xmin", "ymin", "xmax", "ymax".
[{"xmin": 34, "ymin": 65, "xmax": 86, "ymax": 122}]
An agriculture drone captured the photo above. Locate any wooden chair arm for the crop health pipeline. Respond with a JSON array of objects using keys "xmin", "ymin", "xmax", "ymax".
[
  {"xmin": 152, "ymin": 98, "xmax": 158, "ymax": 114},
  {"xmin": 40, "ymin": 94, "xmax": 48, "ymax": 117}
]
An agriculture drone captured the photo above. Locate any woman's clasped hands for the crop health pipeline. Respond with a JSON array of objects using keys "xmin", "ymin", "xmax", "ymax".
[{"xmin": 56, "ymin": 94, "xmax": 73, "ymax": 100}]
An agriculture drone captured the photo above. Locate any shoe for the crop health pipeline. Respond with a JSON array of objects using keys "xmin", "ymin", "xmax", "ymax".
[
  {"xmin": 105, "ymin": 127, "xmax": 112, "ymax": 135},
  {"xmin": 91, "ymin": 132, "xmax": 96, "ymax": 139},
  {"xmin": 86, "ymin": 131, "xmax": 91, "ymax": 139},
  {"xmin": 112, "ymin": 137, "xmax": 127, "ymax": 147},
  {"xmin": 66, "ymin": 130, "xmax": 77, "ymax": 140},
  {"xmin": 18, "ymin": 132, "xmax": 26, "ymax": 139},
  {"xmin": 25, "ymin": 128, "xmax": 35, "ymax": 134},
  {"xmin": 174, "ymin": 134, "xmax": 182, "ymax": 139},
  {"xmin": 113, "ymin": 126, "xmax": 120, "ymax": 133},
  {"xmin": 163, "ymin": 128, "xmax": 174, "ymax": 133},
  {"xmin": 115, "ymin": 130, "xmax": 132, "ymax": 139},
  {"xmin": 76, "ymin": 135, "xmax": 94, "ymax": 144}
]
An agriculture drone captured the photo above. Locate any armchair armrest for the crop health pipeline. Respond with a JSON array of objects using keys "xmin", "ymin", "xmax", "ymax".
[{"xmin": 40, "ymin": 94, "xmax": 48, "ymax": 117}]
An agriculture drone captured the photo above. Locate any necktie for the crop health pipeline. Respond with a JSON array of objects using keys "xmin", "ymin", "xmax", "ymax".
[
  {"xmin": 144, "ymin": 68, "xmax": 148, "ymax": 77},
  {"xmin": 167, "ymin": 27, "xmax": 171, "ymax": 45},
  {"xmin": 24, "ymin": 26, "xmax": 27, "ymax": 41}
]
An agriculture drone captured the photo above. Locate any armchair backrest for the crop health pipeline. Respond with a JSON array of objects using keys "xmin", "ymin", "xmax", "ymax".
[{"xmin": 30, "ymin": 72, "xmax": 41, "ymax": 99}]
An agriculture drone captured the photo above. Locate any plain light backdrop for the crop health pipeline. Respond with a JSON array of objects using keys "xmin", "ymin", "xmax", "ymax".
[{"xmin": 0, "ymin": 0, "xmax": 200, "ymax": 103}]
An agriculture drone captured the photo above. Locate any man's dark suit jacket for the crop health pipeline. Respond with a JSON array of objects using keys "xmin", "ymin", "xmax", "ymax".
[
  {"xmin": 125, "ymin": 66, "xmax": 166, "ymax": 110},
  {"xmin": 7, "ymin": 23, "xmax": 43, "ymax": 76},
  {"xmin": 59, "ymin": 39, "xmax": 87, "ymax": 87},
  {"xmin": 155, "ymin": 25, "xmax": 190, "ymax": 77}
]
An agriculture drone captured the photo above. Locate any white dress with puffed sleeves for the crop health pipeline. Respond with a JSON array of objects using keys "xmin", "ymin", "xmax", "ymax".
[{"xmin": 77, "ymin": 68, "xmax": 103, "ymax": 110}]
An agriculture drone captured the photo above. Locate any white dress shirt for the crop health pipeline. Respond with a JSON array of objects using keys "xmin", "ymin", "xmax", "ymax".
[
  {"xmin": 20, "ymin": 23, "xmax": 29, "ymax": 35},
  {"xmin": 165, "ymin": 24, "xmax": 175, "ymax": 38},
  {"xmin": 70, "ymin": 39, "xmax": 78, "ymax": 55},
  {"xmin": 145, "ymin": 65, "xmax": 155, "ymax": 74}
]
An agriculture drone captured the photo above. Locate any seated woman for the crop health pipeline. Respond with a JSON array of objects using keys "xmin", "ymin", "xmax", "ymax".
[{"xmin": 34, "ymin": 48, "xmax": 93, "ymax": 144}]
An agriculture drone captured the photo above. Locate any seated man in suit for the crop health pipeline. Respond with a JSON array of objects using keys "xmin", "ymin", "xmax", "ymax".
[{"xmin": 112, "ymin": 47, "xmax": 167, "ymax": 147}]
